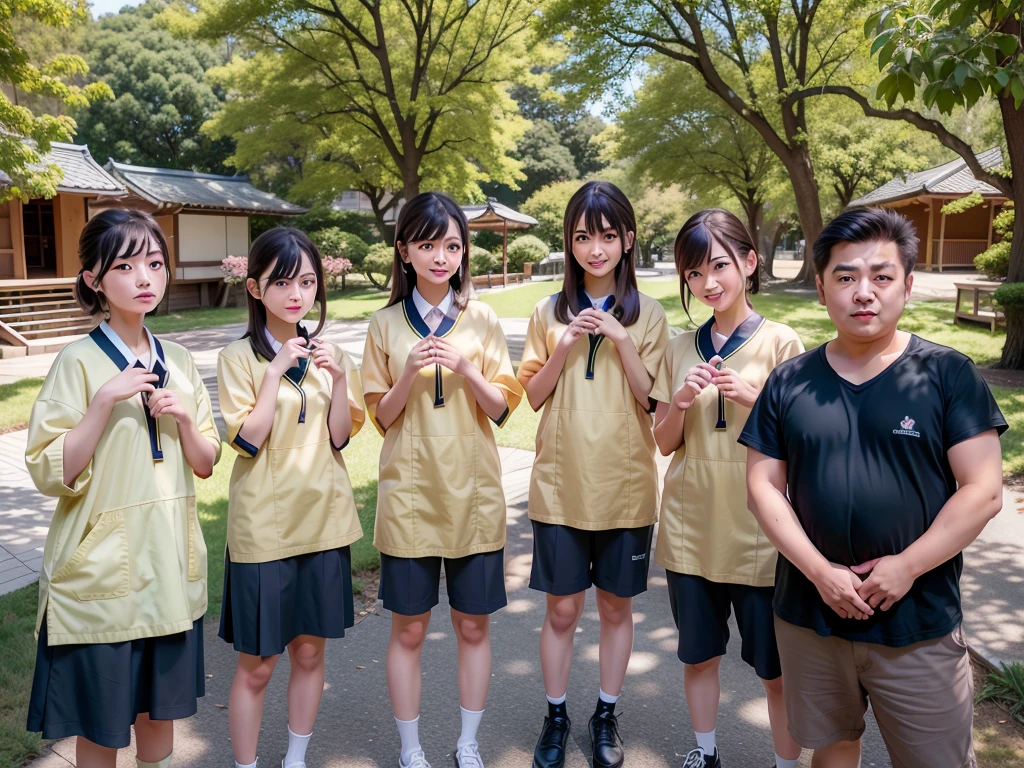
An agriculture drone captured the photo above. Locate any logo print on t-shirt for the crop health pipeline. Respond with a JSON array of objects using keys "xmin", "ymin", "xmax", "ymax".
[{"xmin": 893, "ymin": 415, "xmax": 921, "ymax": 438}]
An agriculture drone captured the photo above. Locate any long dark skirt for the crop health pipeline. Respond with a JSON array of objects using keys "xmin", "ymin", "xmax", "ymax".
[
  {"xmin": 26, "ymin": 618, "xmax": 205, "ymax": 749},
  {"xmin": 219, "ymin": 546, "xmax": 354, "ymax": 657}
]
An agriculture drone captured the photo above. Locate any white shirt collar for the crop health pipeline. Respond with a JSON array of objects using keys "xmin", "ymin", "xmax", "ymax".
[
  {"xmin": 263, "ymin": 326, "xmax": 284, "ymax": 354},
  {"xmin": 99, "ymin": 320, "xmax": 156, "ymax": 368},
  {"xmin": 412, "ymin": 287, "xmax": 453, "ymax": 321}
]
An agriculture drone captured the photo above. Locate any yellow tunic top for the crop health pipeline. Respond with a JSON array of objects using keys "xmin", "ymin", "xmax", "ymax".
[
  {"xmin": 26, "ymin": 327, "xmax": 222, "ymax": 645},
  {"xmin": 217, "ymin": 336, "xmax": 365, "ymax": 564},
  {"xmin": 650, "ymin": 314, "xmax": 804, "ymax": 586},
  {"xmin": 517, "ymin": 292, "xmax": 670, "ymax": 530},
  {"xmin": 361, "ymin": 296, "xmax": 523, "ymax": 558}
]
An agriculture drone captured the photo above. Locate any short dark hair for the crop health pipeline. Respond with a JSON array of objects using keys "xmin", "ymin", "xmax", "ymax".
[
  {"xmin": 244, "ymin": 227, "xmax": 327, "ymax": 361},
  {"xmin": 812, "ymin": 207, "xmax": 919, "ymax": 277},
  {"xmin": 76, "ymin": 209, "xmax": 171, "ymax": 315}
]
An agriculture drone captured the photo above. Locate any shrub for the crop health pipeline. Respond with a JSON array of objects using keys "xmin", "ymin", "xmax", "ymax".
[
  {"xmin": 322, "ymin": 256, "xmax": 353, "ymax": 290},
  {"xmin": 974, "ymin": 241, "xmax": 1010, "ymax": 279},
  {"xmin": 506, "ymin": 235, "xmax": 549, "ymax": 271},
  {"xmin": 220, "ymin": 255, "xmax": 248, "ymax": 285},
  {"xmin": 313, "ymin": 228, "xmax": 370, "ymax": 270},
  {"xmin": 470, "ymin": 245, "xmax": 496, "ymax": 276},
  {"xmin": 994, "ymin": 282, "xmax": 1024, "ymax": 309},
  {"xmin": 364, "ymin": 241, "xmax": 395, "ymax": 290}
]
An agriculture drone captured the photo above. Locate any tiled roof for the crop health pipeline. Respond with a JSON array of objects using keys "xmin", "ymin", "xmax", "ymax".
[
  {"xmin": 9, "ymin": 142, "xmax": 125, "ymax": 195},
  {"xmin": 105, "ymin": 160, "xmax": 306, "ymax": 215},
  {"xmin": 849, "ymin": 147, "xmax": 1005, "ymax": 207},
  {"xmin": 463, "ymin": 198, "xmax": 538, "ymax": 230}
]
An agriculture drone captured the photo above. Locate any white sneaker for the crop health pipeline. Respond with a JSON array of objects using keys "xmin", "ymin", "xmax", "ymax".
[
  {"xmin": 282, "ymin": 761, "xmax": 305, "ymax": 768},
  {"xmin": 453, "ymin": 742, "xmax": 484, "ymax": 768},
  {"xmin": 400, "ymin": 750, "xmax": 432, "ymax": 768}
]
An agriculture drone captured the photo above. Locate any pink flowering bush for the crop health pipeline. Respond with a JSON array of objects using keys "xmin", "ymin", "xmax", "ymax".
[
  {"xmin": 323, "ymin": 256, "xmax": 353, "ymax": 290},
  {"xmin": 221, "ymin": 255, "xmax": 248, "ymax": 285}
]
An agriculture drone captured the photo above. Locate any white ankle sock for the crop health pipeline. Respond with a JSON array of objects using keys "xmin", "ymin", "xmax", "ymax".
[
  {"xmin": 546, "ymin": 692, "xmax": 566, "ymax": 705},
  {"xmin": 598, "ymin": 688, "xmax": 619, "ymax": 704},
  {"xmin": 136, "ymin": 755, "xmax": 172, "ymax": 768},
  {"xmin": 284, "ymin": 726, "xmax": 312, "ymax": 767},
  {"xmin": 776, "ymin": 755, "xmax": 799, "ymax": 768},
  {"xmin": 695, "ymin": 729, "xmax": 716, "ymax": 755},
  {"xmin": 235, "ymin": 761, "xmax": 257, "ymax": 768},
  {"xmin": 457, "ymin": 706, "xmax": 484, "ymax": 748},
  {"xmin": 395, "ymin": 715, "xmax": 422, "ymax": 764}
]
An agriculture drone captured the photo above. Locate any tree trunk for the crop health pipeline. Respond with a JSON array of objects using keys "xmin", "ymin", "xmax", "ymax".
[
  {"xmin": 999, "ymin": 93, "xmax": 1024, "ymax": 369},
  {"xmin": 783, "ymin": 146, "xmax": 824, "ymax": 284}
]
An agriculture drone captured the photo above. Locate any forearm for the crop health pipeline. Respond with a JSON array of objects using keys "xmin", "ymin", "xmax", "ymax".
[
  {"xmin": 749, "ymin": 480, "xmax": 830, "ymax": 581},
  {"xmin": 177, "ymin": 417, "xmax": 217, "ymax": 479},
  {"xmin": 237, "ymin": 373, "xmax": 282, "ymax": 449},
  {"xmin": 327, "ymin": 379, "xmax": 354, "ymax": 447},
  {"xmin": 615, "ymin": 337, "xmax": 653, "ymax": 407},
  {"xmin": 375, "ymin": 369, "xmax": 417, "ymax": 431},
  {"xmin": 62, "ymin": 394, "xmax": 115, "ymax": 486},
  {"xmin": 653, "ymin": 404, "xmax": 687, "ymax": 455},
  {"xmin": 524, "ymin": 344, "xmax": 570, "ymax": 411},
  {"xmin": 900, "ymin": 481, "xmax": 1003, "ymax": 579},
  {"xmin": 460, "ymin": 365, "xmax": 509, "ymax": 422}
]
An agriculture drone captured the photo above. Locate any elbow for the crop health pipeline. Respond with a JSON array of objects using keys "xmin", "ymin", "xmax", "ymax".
[
  {"xmin": 195, "ymin": 466, "xmax": 214, "ymax": 480},
  {"xmin": 982, "ymin": 485, "xmax": 1003, "ymax": 522}
]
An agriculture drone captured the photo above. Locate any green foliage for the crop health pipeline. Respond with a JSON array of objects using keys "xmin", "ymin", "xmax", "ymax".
[
  {"xmin": 867, "ymin": 1, "xmax": 1024, "ymax": 112},
  {"xmin": 994, "ymin": 282, "xmax": 1024, "ymax": 309},
  {"xmin": 942, "ymin": 192, "xmax": 986, "ymax": 216},
  {"xmin": 976, "ymin": 662, "xmax": 1024, "ymax": 720},
  {"xmin": 976, "ymin": 241, "xmax": 1011, "ymax": 279},
  {"xmin": 75, "ymin": 0, "xmax": 232, "ymax": 172},
  {"xmin": 363, "ymin": 241, "xmax": 395, "ymax": 290},
  {"xmin": 312, "ymin": 228, "xmax": 369, "ymax": 270},
  {"xmin": 470, "ymin": 245, "xmax": 497, "ymax": 276},
  {"xmin": 522, "ymin": 180, "xmax": 581, "ymax": 247},
  {"xmin": 506, "ymin": 235, "xmax": 550, "ymax": 271},
  {"xmin": 515, "ymin": 120, "xmax": 578, "ymax": 200},
  {"xmin": 0, "ymin": 0, "xmax": 113, "ymax": 201},
  {"xmin": 286, "ymin": 208, "xmax": 382, "ymax": 245}
]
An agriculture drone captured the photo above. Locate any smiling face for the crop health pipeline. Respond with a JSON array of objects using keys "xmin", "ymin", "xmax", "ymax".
[
  {"xmin": 84, "ymin": 234, "xmax": 167, "ymax": 316},
  {"xmin": 816, "ymin": 239, "xmax": 913, "ymax": 341},
  {"xmin": 571, "ymin": 213, "xmax": 634, "ymax": 281},
  {"xmin": 683, "ymin": 238, "xmax": 757, "ymax": 312},
  {"xmin": 250, "ymin": 250, "xmax": 319, "ymax": 324},
  {"xmin": 398, "ymin": 217, "xmax": 464, "ymax": 288}
]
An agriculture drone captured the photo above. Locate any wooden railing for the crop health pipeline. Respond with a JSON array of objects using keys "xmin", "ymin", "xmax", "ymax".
[{"xmin": 932, "ymin": 239, "xmax": 989, "ymax": 268}]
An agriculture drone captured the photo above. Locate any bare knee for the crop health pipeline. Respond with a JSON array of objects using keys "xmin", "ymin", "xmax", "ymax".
[
  {"xmin": 289, "ymin": 640, "xmax": 324, "ymax": 674},
  {"xmin": 393, "ymin": 615, "xmax": 429, "ymax": 653},
  {"xmin": 237, "ymin": 653, "xmax": 279, "ymax": 693},
  {"xmin": 546, "ymin": 595, "xmax": 584, "ymax": 635},
  {"xmin": 811, "ymin": 738, "xmax": 861, "ymax": 768},
  {"xmin": 452, "ymin": 613, "xmax": 489, "ymax": 646},
  {"xmin": 685, "ymin": 657, "xmax": 722, "ymax": 675},
  {"xmin": 595, "ymin": 592, "xmax": 632, "ymax": 626}
]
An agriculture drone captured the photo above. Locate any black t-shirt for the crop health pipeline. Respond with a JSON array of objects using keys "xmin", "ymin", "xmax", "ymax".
[{"xmin": 739, "ymin": 335, "xmax": 1007, "ymax": 647}]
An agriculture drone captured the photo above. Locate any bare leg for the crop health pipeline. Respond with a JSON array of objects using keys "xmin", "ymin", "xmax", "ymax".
[
  {"xmin": 133, "ymin": 712, "xmax": 173, "ymax": 763},
  {"xmin": 228, "ymin": 652, "xmax": 281, "ymax": 764},
  {"xmin": 594, "ymin": 589, "xmax": 633, "ymax": 698},
  {"xmin": 811, "ymin": 738, "xmax": 861, "ymax": 768},
  {"xmin": 286, "ymin": 635, "xmax": 327, "ymax": 735},
  {"xmin": 450, "ymin": 609, "xmax": 491, "ymax": 711},
  {"xmin": 76, "ymin": 737, "xmax": 116, "ymax": 768},
  {"xmin": 539, "ymin": 592, "xmax": 586, "ymax": 698},
  {"xmin": 762, "ymin": 676, "xmax": 802, "ymax": 761},
  {"xmin": 387, "ymin": 612, "xmax": 431, "ymax": 720},
  {"xmin": 683, "ymin": 657, "xmax": 722, "ymax": 733}
]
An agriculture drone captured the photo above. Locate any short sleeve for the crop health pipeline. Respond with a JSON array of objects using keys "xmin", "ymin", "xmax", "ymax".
[
  {"xmin": 738, "ymin": 368, "xmax": 787, "ymax": 461},
  {"xmin": 331, "ymin": 347, "xmax": 365, "ymax": 448},
  {"xmin": 217, "ymin": 350, "xmax": 260, "ymax": 457},
  {"xmin": 516, "ymin": 301, "xmax": 550, "ymax": 391},
  {"xmin": 638, "ymin": 304, "xmax": 670, "ymax": 380},
  {"xmin": 25, "ymin": 352, "xmax": 92, "ymax": 497},
  {"xmin": 943, "ymin": 358, "xmax": 1008, "ymax": 447},
  {"xmin": 360, "ymin": 314, "xmax": 393, "ymax": 436},
  {"xmin": 188, "ymin": 354, "xmax": 223, "ymax": 465},
  {"xmin": 776, "ymin": 330, "xmax": 805, "ymax": 366},
  {"xmin": 481, "ymin": 311, "xmax": 524, "ymax": 427},
  {"xmin": 649, "ymin": 341, "xmax": 675, "ymax": 404}
]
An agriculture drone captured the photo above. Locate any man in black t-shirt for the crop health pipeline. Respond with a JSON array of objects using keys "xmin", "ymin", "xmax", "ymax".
[{"xmin": 740, "ymin": 207, "xmax": 1006, "ymax": 768}]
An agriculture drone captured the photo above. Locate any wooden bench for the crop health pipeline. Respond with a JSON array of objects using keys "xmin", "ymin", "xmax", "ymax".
[{"xmin": 954, "ymin": 280, "xmax": 1005, "ymax": 332}]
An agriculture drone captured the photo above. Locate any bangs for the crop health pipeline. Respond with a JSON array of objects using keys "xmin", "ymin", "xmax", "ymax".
[
  {"xmin": 405, "ymin": 198, "xmax": 455, "ymax": 244},
  {"xmin": 263, "ymin": 240, "xmax": 309, "ymax": 283},
  {"xmin": 574, "ymin": 189, "xmax": 628, "ymax": 239},
  {"xmin": 675, "ymin": 223, "xmax": 718, "ymax": 274},
  {"xmin": 90, "ymin": 217, "xmax": 170, "ymax": 278}
]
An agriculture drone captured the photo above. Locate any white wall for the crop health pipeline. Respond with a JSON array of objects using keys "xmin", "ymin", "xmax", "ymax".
[{"xmin": 177, "ymin": 213, "xmax": 249, "ymax": 281}]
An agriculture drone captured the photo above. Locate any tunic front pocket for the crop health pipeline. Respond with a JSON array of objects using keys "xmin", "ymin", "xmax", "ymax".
[
  {"xmin": 50, "ymin": 510, "xmax": 130, "ymax": 601},
  {"xmin": 186, "ymin": 497, "xmax": 206, "ymax": 582},
  {"xmin": 411, "ymin": 434, "xmax": 479, "ymax": 549},
  {"xmin": 269, "ymin": 440, "xmax": 341, "ymax": 550}
]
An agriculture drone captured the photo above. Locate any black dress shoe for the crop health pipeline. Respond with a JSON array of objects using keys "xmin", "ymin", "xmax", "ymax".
[
  {"xmin": 588, "ymin": 701, "xmax": 624, "ymax": 768},
  {"xmin": 533, "ymin": 705, "xmax": 571, "ymax": 768}
]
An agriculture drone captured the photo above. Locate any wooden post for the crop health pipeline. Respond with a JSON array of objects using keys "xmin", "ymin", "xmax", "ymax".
[
  {"xmin": 10, "ymin": 198, "xmax": 25, "ymax": 279},
  {"xmin": 502, "ymin": 220, "xmax": 508, "ymax": 289},
  {"xmin": 937, "ymin": 206, "xmax": 947, "ymax": 272},
  {"xmin": 987, "ymin": 200, "xmax": 995, "ymax": 247},
  {"xmin": 925, "ymin": 198, "xmax": 935, "ymax": 270}
]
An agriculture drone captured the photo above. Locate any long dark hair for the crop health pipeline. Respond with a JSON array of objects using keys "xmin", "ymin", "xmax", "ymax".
[
  {"xmin": 555, "ymin": 181, "xmax": 640, "ymax": 326},
  {"xmin": 674, "ymin": 208, "xmax": 761, "ymax": 320},
  {"xmin": 244, "ymin": 227, "xmax": 327, "ymax": 361},
  {"xmin": 76, "ymin": 209, "xmax": 171, "ymax": 316},
  {"xmin": 387, "ymin": 192, "xmax": 471, "ymax": 309}
]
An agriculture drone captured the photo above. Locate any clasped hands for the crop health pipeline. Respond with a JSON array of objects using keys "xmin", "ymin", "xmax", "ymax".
[{"xmin": 814, "ymin": 554, "xmax": 915, "ymax": 621}]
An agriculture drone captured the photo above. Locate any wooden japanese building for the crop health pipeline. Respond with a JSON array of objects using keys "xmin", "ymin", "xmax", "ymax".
[{"xmin": 849, "ymin": 147, "xmax": 1007, "ymax": 272}]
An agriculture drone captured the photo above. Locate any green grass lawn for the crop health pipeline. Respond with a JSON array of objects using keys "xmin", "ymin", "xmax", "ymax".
[{"xmin": 0, "ymin": 378, "xmax": 43, "ymax": 432}]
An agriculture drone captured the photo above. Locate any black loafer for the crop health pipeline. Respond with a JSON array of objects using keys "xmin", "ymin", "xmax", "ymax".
[
  {"xmin": 588, "ymin": 708, "xmax": 624, "ymax": 768},
  {"xmin": 533, "ymin": 712, "xmax": 571, "ymax": 768}
]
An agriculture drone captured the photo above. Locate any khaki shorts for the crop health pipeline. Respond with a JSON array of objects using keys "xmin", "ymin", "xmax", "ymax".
[{"xmin": 775, "ymin": 617, "xmax": 976, "ymax": 768}]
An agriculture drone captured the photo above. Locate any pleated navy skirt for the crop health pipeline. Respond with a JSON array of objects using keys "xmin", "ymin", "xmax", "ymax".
[
  {"xmin": 219, "ymin": 546, "xmax": 355, "ymax": 657},
  {"xmin": 27, "ymin": 618, "xmax": 205, "ymax": 749}
]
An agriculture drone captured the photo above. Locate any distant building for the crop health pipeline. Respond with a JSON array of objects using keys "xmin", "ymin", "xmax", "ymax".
[{"xmin": 849, "ymin": 147, "xmax": 1007, "ymax": 272}]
